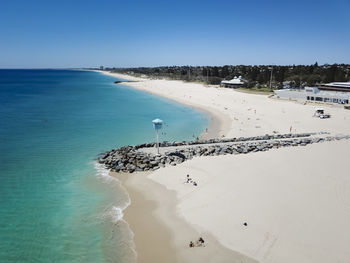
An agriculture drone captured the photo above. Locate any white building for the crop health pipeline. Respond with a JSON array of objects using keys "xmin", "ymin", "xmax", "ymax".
[
  {"xmin": 221, "ymin": 76, "xmax": 244, "ymax": 88},
  {"xmin": 274, "ymin": 86, "xmax": 350, "ymax": 104},
  {"xmin": 318, "ymin": 82, "xmax": 350, "ymax": 92}
]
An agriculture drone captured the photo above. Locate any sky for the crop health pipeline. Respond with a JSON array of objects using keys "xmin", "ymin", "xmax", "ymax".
[{"xmin": 0, "ymin": 0, "xmax": 349, "ymax": 68}]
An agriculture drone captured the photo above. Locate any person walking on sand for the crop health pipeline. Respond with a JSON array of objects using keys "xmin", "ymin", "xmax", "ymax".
[{"xmin": 196, "ymin": 237, "xmax": 205, "ymax": 247}]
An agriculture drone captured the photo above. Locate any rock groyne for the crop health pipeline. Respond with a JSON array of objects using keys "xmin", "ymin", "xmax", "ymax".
[{"xmin": 98, "ymin": 133, "xmax": 349, "ymax": 173}]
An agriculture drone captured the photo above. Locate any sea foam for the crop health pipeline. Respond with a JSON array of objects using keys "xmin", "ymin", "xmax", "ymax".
[{"xmin": 94, "ymin": 162, "xmax": 131, "ymax": 223}]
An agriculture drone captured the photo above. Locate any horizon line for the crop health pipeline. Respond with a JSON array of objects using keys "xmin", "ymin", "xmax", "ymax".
[{"xmin": 1, "ymin": 63, "xmax": 350, "ymax": 70}]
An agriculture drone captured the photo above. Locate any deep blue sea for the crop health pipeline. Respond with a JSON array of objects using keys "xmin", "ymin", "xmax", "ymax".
[{"xmin": 0, "ymin": 69, "xmax": 208, "ymax": 262}]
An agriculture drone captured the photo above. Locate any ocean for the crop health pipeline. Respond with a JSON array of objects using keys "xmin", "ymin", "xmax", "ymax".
[{"xmin": 0, "ymin": 69, "xmax": 208, "ymax": 262}]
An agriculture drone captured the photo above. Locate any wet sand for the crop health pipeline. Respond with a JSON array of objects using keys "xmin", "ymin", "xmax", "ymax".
[{"xmin": 115, "ymin": 172, "xmax": 257, "ymax": 263}]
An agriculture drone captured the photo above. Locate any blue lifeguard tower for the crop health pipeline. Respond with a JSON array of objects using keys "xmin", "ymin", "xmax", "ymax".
[{"xmin": 152, "ymin": 118, "xmax": 163, "ymax": 154}]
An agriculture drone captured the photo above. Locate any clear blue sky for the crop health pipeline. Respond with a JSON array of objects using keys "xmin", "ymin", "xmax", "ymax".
[{"xmin": 0, "ymin": 0, "xmax": 349, "ymax": 68}]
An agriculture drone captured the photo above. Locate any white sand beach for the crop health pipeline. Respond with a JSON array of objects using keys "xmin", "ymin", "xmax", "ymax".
[
  {"xmin": 100, "ymin": 71, "xmax": 350, "ymax": 138},
  {"xmin": 102, "ymin": 71, "xmax": 350, "ymax": 263}
]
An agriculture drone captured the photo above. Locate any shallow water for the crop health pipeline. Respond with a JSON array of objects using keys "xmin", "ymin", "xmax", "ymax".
[{"xmin": 0, "ymin": 69, "xmax": 208, "ymax": 262}]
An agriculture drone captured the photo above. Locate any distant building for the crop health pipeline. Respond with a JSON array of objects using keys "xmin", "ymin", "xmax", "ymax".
[
  {"xmin": 221, "ymin": 76, "xmax": 244, "ymax": 88},
  {"xmin": 274, "ymin": 85, "xmax": 350, "ymax": 104},
  {"xmin": 317, "ymin": 82, "xmax": 350, "ymax": 92},
  {"xmin": 100, "ymin": 66, "xmax": 104, "ymax": 70},
  {"xmin": 282, "ymin": 81, "xmax": 292, "ymax": 89}
]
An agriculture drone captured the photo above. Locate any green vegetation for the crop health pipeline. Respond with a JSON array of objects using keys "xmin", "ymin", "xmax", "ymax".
[
  {"xmin": 106, "ymin": 63, "xmax": 350, "ymax": 90},
  {"xmin": 236, "ymin": 87, "xmax": 274, "ymax": 94}
]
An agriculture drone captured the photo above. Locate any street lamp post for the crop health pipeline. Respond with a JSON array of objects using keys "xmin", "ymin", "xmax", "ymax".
[{"xmin": 269, "ymin": 66, "xmax": 274, "ymax": 90}]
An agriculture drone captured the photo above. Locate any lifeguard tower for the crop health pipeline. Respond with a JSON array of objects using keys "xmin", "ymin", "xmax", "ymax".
[{"xmin": 152, "ymin": 118, "xmax": 163, "ymax": 154}]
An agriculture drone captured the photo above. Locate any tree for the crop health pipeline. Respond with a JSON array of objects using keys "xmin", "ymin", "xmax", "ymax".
[
  {"xmin": 275, "ymin": 67, "xmax": 286, "ymax": 83},
  {"xmin": 324, "ymin": 64, "xmax": 337, "ymax": 83},
  {"xmin": 221, "ymin": 66, "xmax": 229, "ymax": 78},
  {"xmin": 257, "ymin": 73, "xmax": 265, "ymax": 84},
  {"xmin": 202, "ymin": 67, "xmax": 207, "ymax": 77},
  {"xmin": 211, "ymin": 67, "xmax": 219, "ymax": 77},
  {"xmin": 335, "ymin": 70, "xmax": 346, "ymax": 82},
  {"xmin": 306, "ymin": 75, "xmax": 320, "ymax": 86}
]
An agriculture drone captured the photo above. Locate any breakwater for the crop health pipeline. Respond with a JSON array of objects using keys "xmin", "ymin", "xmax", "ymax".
[{"xmin": 98, "ymin": 133, "xmax": 350, "ymax": 173}]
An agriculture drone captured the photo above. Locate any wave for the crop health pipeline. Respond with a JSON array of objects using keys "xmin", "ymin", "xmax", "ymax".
[
  {"xmin": 94, "ymin": 162, "xmax": 132, "ymax": 222},
  {"xmin": 93, "ymin": 162, "xmax": 138, "ymax": 262},
  {"xmin": 94, "ymin": 162, "xmax": 120, "ymax": 183}
]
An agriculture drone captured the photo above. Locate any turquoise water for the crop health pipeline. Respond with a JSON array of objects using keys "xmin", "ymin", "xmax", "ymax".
[{"xmin": 0, "ymin": 69, "xmax": 208, "ymax": 262}]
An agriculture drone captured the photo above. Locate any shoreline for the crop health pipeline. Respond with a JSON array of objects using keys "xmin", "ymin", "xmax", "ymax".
[
  {"xmin": 95, "ymin": 70, "xmax": 231, "ymax": 140},
  {"xmin": 115, "ymin": 171, "xmax": 257, "ymax": 263},
  {"xmin": 94, "ymin": 70, "xmax": 350, "ymax": 263},
  {"xmin": 96, "ymin": 70, "xmax": 254, "ymax": 262}
]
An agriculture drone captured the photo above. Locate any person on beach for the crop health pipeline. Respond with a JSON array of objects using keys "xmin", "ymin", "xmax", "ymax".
[
  {"xmin": 189, "ymin": 241, "xmax": 194, "ymax": 247},
  {"xmin": 195, "ymin": 237, "xmax": 205, "ymax": 247}
]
